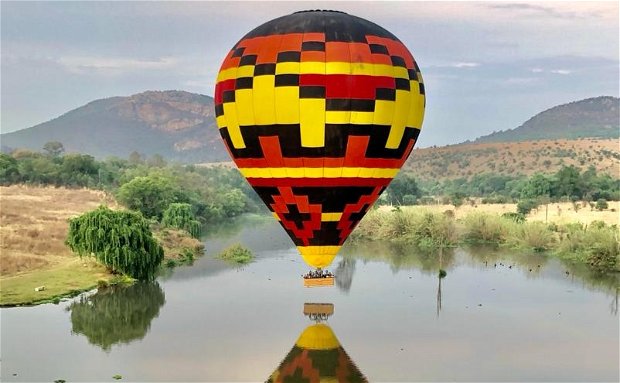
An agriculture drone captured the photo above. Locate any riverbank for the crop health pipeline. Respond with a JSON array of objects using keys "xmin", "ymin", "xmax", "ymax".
[
  {"xmin": 0, "ymin": 185, "xmax": 203, "ymax": 307},
  {"xmin": 378, "ymin": 200, "xmax": 620, "ymax": 226},
  {"xmin": 352, "ymin": 207, "xmax": 619, "ymax": 273}
]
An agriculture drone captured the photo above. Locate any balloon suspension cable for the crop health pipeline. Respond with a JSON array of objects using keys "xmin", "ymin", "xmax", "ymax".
[{"xmin": 302, "ymin": 268, "xmax": 334, "ymax": 280}]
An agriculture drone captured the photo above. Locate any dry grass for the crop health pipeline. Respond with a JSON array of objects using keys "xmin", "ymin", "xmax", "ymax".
[
  {"xmin": 0, "ymin": 185, "xmax": 118, "ymax": 276},
  {"xmin": 406, "ymin": 138, "xmax": 619, "ymax": 180},
  {"xmin": 0, "ymin": 186, "xmax": 119, "ymax": 305},
  {"xmin": 153, "ymin": 227, "xmax": 204, "ymax": 260},
  {"xmin": 380, "ymin": 200, "xmax": 619, "ymax": 226}
]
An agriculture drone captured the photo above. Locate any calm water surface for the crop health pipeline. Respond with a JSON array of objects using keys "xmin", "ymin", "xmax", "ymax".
[{"xmin": 2, "ymin": 216, "xmax": 618, "ymax": 382}]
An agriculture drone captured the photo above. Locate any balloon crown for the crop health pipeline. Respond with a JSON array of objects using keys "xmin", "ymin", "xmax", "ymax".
[{"xmin": 293, "ymin": 9, "xmax": 348, "ymax": 14}]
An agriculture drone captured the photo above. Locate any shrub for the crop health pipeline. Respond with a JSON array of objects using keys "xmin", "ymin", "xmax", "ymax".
[
  {"xmin": 461, "ymin": 213, "xmax": 511, "ymax": 243},
  {"xmin": 403, "ymin": 210, "xmax": 458, "ymax": 248},
  {"xmin": 162, "ymin": 203, "xmax": 201, "ymax": 238},
  {"xmin": 554, "ymin": 223, "xmax": 619, "ymax": 272},
  {"xmin": 501, "ymin": 212, "xmax": 525, "ymax": 223},
  {"xmin": 516, "ymin": 199, "xmax": 539, "ymax": 215},
  {"xmin": 595, "ymin": 199, "xmax": 608, "ymax": 211},
  {"xmin": 512, "ymin": 222, "xmax": 554, "ymax": 252},
  {"xmin": 66, "ymin": 206, "xmax": 164, "ymax": 280},
  {"xmin": 218, "ymin": 244, "xmax": 254, "ymax": 264}
]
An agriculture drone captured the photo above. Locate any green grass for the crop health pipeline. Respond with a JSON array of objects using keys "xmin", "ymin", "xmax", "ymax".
[
  {"xmin": 0, "ymin": 258, "xmax": 114, "ymax": 306},
  {"xmin": 218, "ymin": 243, "xmax": 254, "ymax": 264},
  {"xmin": 352, "ymin": 209, "xmax": 619, "ymax": 273}
]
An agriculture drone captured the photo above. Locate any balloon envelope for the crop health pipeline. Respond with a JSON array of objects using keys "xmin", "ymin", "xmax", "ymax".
[{"xmin": 215, "ymin": 10, "xmax": 425, "ymax": 268}]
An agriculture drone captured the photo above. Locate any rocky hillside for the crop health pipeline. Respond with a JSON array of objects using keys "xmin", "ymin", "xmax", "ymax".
[
  {"xmin": 404, "ymin": 138, "xmax": 619, "ymax": 181},
  {"xmin": 475, "ymin": 96, "xmax": 619, "ymax": 143},
  {"xmin": 1, "ymin": 91, "xmax": 225, "ymax": 163}
]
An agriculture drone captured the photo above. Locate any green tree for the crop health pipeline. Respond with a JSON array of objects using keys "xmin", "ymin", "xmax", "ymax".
[
  {"xmin": 386, "ymin": 173, "xmax": 421, "ymax": 205},
  {"xmin": 42, "ymin": 141, "xmax": 65, "ymax": 157},
  {"xmin": 116, "ymin": 176, "xmax": 181, "ymax": 219},
  {"xmin": 0, "ymin": 153, "xmax": 20, "ymax": 184},
  {"xmin": 220, "ymin": 188, "xmax": 247, "ymax": 217},
  {"xmin": 520, "ymin": 173, "xmax": 552, "ymax": 199},
  {"xmin": 60, "ymin": 154, "xmax": 99, "ymax": 186},
  {"xmin": 552, "ymin": 165, "xmax": 583, "ymax": 199},
  {"xmin": 162, "ymin": 203, "xmax": 201, "ymax": 238},
  {"xmin": 450, "ymin": 191, "xmax": 465, "ymax": 208},
  {"xmin": 66, "ymin": 206, "xmax": 164, "ymax": 280}
]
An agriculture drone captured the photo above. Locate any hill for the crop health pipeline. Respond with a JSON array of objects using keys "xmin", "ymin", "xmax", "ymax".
[
  {"xmin": 3, "ymin": 92, "xmax": 618, "ymax": 175},
  {"xmin": 404, "ymin": 137, "xmax": 619, "ymax": 181},
  {"xmin": 475, "ymin": 96, "xmax": 619, "ymax": 143},
  {"xmin": 1, "ymin": 90, "xmax": 227, "ymax": 163}
]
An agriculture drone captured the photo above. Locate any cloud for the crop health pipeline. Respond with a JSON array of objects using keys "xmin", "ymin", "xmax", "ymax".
[
  {"xmin": 427, "ymin": 62, "xmax": 481, "ymax": 69},
  {"xmin": 485, "ymin": 3, "xmax": 599, "ymax": 20},
  {"xmin": 451, "ymin": 62, "xmax": 480, "ymax": 68},
  {"xmin": 550, "ymin": 69, "xmax": 571, "ymax": 75},
  {"xmin": 530, "ymin": 68, "xmax": 544, "ymax": 73},
  {"xmin": 56, "ymin": 56, "xmax": 179, "ymax": 74}
]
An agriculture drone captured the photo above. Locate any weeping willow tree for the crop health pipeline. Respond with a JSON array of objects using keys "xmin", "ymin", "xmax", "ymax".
[
  {"xmin": 66, "ymin": 206, "xmax": 164, "ymax": 280},
  {"xmin": 69, "ymin": 282, "xmax": 165, "ymax": 352},
  {"xmin": 161, "ymin": 203, "xmax": 201, "ymax": 238}
]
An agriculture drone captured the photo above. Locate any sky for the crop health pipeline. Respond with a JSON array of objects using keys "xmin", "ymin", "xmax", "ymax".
[{"xmin": 1, "ymin": 1, "xmax": 618, "ymax": 147}]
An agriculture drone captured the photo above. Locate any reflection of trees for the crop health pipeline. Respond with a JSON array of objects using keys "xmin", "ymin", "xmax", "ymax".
[
  {"xmin": 68, "ymin": 282, "xmax": 165, "ymax": 351},
  {"xmin": 342, "ymin": 240, "xmax": 456, "ymax": 275},
  {"xmin": 467, "ymin": 245, "xmax": 619, "ymax": 296},
  {"xmin": 334, "ymin": 258, "xmax": 356, "ymax": 292},
  {"xmin": 345, "ymin": 240, "xmax": 619, "ymax": 298}
]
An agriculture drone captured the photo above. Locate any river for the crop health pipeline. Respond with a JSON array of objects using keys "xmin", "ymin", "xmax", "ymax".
[{"xmin": 1, "ymin": 215, "xmax": 618, "ymax": 382}]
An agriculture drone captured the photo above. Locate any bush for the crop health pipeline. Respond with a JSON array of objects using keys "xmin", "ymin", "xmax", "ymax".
[
  {"xmin": 516, "ymin": 199, "xmax": 539, "ymax": 215},
  {"xmin": 162, "ymin": 203, "xmax": 201, "ymax": 238},
  {"xmin": 400, "ymin": 210, "xmax": 458, "ymax": 248},
  {"xmin": 554, "ymin": 223, "xmax": 619, "ymax": 272},
  {"xmin": 66, "ymin": 206, "xmax": 164, "ymax": 280},
  {"xmin": 501, "ymin": 212, "xmax": 525, "ymax": 223},
  {"xmin": 461, "ymin": 213, "xmax": 512, "ymax": 243},
  {"xmin": 218, "ymin": 244, "xmax": 254, "ymax": 264},
  {"xmin": 511, "ymin": 222, "xmax": 554, "ymax": 252},
  {"xmin": 595, "ymin": 198, "xmax": 608, "ymax": 211}
]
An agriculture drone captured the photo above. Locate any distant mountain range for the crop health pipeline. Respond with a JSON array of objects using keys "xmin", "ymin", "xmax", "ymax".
[
  {"xmin": 474, "ymin": 96, "xmax": 619, "ymax": 143},
  {"xmin": 2, "ymin": 91, "xmax": 618, "ymax": 164},
  {"xmin": 1, "ymin": 90, "xmax": 223, "ymax": 163}
]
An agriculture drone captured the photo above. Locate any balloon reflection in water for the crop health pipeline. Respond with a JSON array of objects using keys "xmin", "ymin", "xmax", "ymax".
[
  {"xmin": 214, "ymin": 10, "xmax": 426, "ymax": 272},
  {"xmin": 267, "ymin": 303, "xmax": 367, "ymax": 383},
  {"xmin": 68, "ymin": 282, "xmax": 165, "ymax": 352}
]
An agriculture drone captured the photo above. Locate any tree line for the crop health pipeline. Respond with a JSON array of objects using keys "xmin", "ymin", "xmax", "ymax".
[
  {"xmin": 386, "ymin": 165, "xmax": 619, "ymax": 208},
  {"xmin": 2, "ymin": 141, "xmax": 618, "ymax": 216},
  {"xmin": 0, "ymin": 142, "xmax": 261, "ymax": 225}
]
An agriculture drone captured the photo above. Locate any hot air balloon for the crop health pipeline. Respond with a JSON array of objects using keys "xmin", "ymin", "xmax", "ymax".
[
  {"xmin": 267, "ymin": 303, "xmax": 367, "ymax": 382},
  {"xmin": 214, "ymin": 10, "xmax": 425, "ymax": 274}
]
